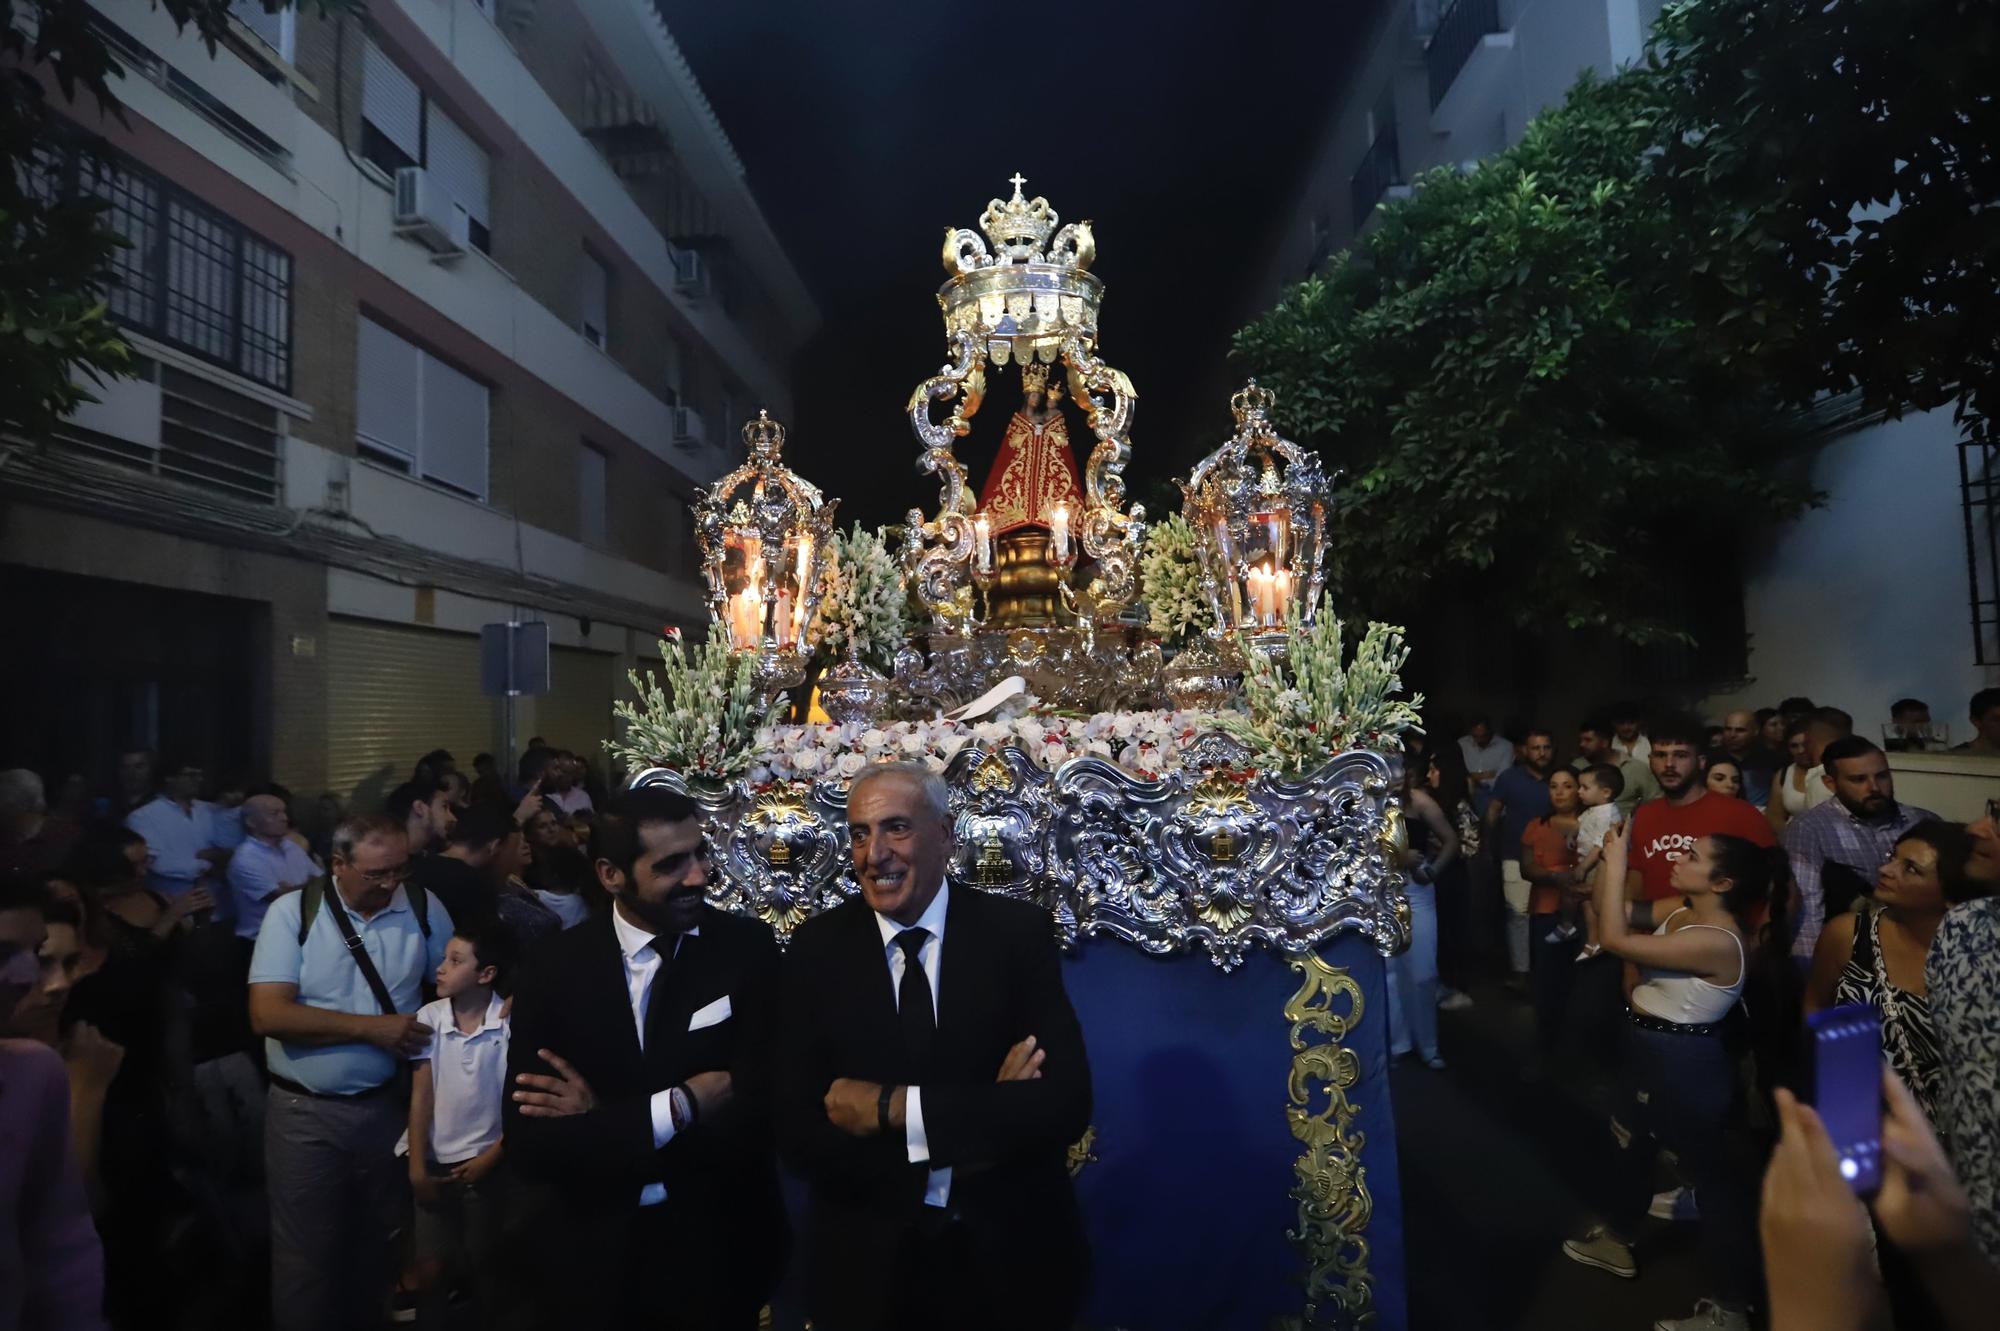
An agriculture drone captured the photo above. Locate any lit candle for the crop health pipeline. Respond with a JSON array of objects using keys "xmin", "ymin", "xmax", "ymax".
[
  {"xmin": 1246, "ymin": 566, "xmax": 1269, "ymax": 627},
  {"xmin": 773, "ymin": 587, "xmax": 792, "ymax": 644},
  {"xmin": 794, "ymin": 536, "xmax": 813, "ymax": 595},
  {"xmin": 1050, "ymin": 504, "xmax": 1070, "ymax": 563},
  {"xmin": 732, "ymin": 584, "xmax": 760, "ymax": 649},
  {"xmin": 974, "ymin": 514, "xmax": 993, "ymax": 573},
  {"xmin": 1273, "ymin": 568, "xmax": 1292, "ymax": 625}
]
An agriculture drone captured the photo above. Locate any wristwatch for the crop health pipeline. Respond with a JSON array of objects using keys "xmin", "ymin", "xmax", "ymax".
[{"xmin": 877, "ymin": 1083, "xmax": 895, "ymax": 1133}]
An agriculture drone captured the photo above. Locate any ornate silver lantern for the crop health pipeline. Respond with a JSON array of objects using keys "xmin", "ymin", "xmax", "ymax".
[
  {"xmin": 694, "ymin": 411, "xmax": 837, "ymax": 701},
  {"xmin": 1182, "ymin": 381, "xmax": 1334, "ymax": 660}
]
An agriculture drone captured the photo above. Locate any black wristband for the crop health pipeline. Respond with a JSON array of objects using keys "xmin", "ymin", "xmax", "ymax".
[{"xmin": 877, "ymin": 1083, "xmax": 895, "ymax": 1133}]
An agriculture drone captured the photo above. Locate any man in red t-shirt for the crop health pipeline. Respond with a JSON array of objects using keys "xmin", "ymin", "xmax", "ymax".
[{"xmin": 1627, "ymin": 718, "xmax": 1777, "ymax": 902}]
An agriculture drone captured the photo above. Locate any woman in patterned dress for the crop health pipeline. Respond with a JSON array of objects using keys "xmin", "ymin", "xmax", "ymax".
[{"xmin": 1803, "ymin": 820, "xmax": 1972, "ymax": 1126}]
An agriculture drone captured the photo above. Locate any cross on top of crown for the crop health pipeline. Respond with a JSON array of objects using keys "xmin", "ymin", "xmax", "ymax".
[{"xmin": 1009, "ymin": 172, "xmax": 1028, "ymax": 195}]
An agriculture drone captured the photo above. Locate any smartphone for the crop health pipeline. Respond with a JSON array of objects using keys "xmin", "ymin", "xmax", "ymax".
[{"xmin": 1805, "ymin": 1003, "xmax": 1884, "ymax": 1194}]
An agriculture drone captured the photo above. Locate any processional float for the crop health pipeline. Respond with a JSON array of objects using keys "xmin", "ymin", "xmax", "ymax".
[{"xmin": 627, "ymin": 176, "xmax": 1414, "ymax": 1331}]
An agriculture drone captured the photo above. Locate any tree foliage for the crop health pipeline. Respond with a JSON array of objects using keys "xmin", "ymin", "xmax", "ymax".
[
  {"xmin": 0, "ymin": 1, "xmax": 344, "ymax": 438},
  {"xmin": 1234, "ymin": 0, "xmax": 1996, "ymax": 646},
  {"xmin": 1235, "ymin": 71, "xmax": 1813, "ymax": 645},
  {"xmin": 1648, "ymin": 0, "xmax": 2000, "ymax": 442}
]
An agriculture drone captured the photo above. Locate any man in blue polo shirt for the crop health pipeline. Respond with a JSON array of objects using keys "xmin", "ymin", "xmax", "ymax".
[{"xmin": 249, "ymin": 813, "xmax": 451, "ymax": 1331}]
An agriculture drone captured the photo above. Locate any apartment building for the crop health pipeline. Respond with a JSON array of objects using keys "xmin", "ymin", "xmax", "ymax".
[
  {"xmin": 1244, "ymin": 0, "xmax": 1996, "ymax": 726},
  {"xmin": 0, "ymin": 0, "xmax": 817, "ymax": 804}
]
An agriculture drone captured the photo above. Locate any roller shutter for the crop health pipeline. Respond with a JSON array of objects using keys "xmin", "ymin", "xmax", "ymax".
[
  {"xmin": 537, "ymin": 646, "xmax": 616, "ymax": 774},
  {"xmin": 325, "ymin": 618, "xmax": 494, "ymax": 807}
]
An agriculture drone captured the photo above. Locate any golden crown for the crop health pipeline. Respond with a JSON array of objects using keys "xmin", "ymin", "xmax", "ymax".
[
  {"xmin": 938, "ymin": 174, "xmax": 1105, "ymax": 366},
  {"xmin": 741, "ymin": 408, "xmax": 786, "ymax": 460},
  {"xmin": 1021, "ymin": 362, "xmax": 1049, "ymax": 394},
  {"xmin": 1230, "ymin": 380, "xmax": 1277, "ymax": 425}
]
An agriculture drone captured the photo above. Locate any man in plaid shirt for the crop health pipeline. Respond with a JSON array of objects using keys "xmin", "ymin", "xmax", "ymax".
[{"xmin": 1783, "ymin": 734, "xmax": 1939, "ymax": 960}]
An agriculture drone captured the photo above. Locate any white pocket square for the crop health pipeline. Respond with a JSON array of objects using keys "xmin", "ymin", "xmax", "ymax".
[{"xmin": 687, "ymin": 995, "xmax": 732, "ymax": 1031}]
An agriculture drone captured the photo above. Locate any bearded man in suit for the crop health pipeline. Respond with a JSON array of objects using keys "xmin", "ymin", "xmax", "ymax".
[
  {"xmin": 778, "ymin": 760, "xmax": 1092, "ymax": 1331},
  {"xmin": 503, "ymin": 786, "xmax": 784, "ymax": 1329}
]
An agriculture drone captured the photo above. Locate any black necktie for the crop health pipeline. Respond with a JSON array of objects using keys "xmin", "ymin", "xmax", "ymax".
[{"xmin": 894, "ymin": 927, "xmax": 935, "ymax": 1075}]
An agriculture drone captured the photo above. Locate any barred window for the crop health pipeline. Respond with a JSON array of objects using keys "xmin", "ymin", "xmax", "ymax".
[{"xmin": 55, "ymin": 145, "xmax": 293, "ymax": 393}]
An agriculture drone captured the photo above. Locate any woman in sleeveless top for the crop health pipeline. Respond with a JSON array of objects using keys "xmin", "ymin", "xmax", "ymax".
[
  {"xmin": 1387, "ymin": 751, "xmax": 1461, "ymax": 1068},
  {"xmin": 1806, "ymin": 821, "xmax": 1969, "ymax": 1128},
  {"xmin": 1561, "ymin": 825, "xmax": 1780, "ymax": 1331},
  {"xmin": 1766, "ymin": 720, "xmax": 1814, "ymax": 836}
]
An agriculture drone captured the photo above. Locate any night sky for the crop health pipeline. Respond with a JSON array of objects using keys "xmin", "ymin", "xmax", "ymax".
[{"xmin": 659, "ymin": 0, "xmax": 1380, "ymax": 529}]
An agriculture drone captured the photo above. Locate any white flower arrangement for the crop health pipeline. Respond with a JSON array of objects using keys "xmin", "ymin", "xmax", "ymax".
[
  {"xmin": 609, "ymin": 624, "xmax": 773, "ymax": 782},
  {"xmin": 812, "ymin": 523, "xmax": 908, "ymax": 672},
  {"xmin": 1138, "ymin": 513, "xmax": 1216, "ymax": 645},
  {"xmin": 743, "ymin": 709, "xmax": 1226, "ymax": 789},
  {"xmin": 1213, "ymin": 600, "xmax": 1425, "ymax": 775}
]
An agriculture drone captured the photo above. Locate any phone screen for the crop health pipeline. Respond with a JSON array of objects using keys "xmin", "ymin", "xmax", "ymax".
[{"xmin": 1807, "ymin": 1003, "xmax": 1884, "ymax": 1194}]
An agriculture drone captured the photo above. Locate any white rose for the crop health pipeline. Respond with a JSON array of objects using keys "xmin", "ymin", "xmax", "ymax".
[
  {"xmin": 754, "ymin": 726, "xmax": 777, "ymax": 748},
  {"xmin": 1013, "ymin": 718, "xmax": 1045, "ymax": 745},
  {"xmin": 836, "ymin": 752, "xmax": 867, "ymax": 778},
  {"xmin": 937, "ymin": 734, "xmax": 968, "ymax": 760},
  {"xmin": 899, "ymin": 731, "xmax": 927, "ymax": 755},
  {"xmin": 861, "ymin": 728, "xmax": 889, "ymax": 751},
  {"xmin": 924, "ymin": 754, "xmax": 947, "ymax": 773},
  {"xmin": 1087, "ymin": 738, "xmax": 1114, "ymax": 758},
  {"xmin": 1111, "ymin": 713, "xmax": 1138, "ymax": 739},
  {"xmin": 794, "ymin": 749, "xmax": 823, "ymax": 773},
  {"xmin": 973, "ymin": 720, "xmax": 1010, "ymax": 745}
]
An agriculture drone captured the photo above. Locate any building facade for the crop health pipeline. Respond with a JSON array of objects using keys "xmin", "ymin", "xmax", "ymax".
[
  {"xmin": 0, "ymin": 0, "xmax": 816, "ymax": 804},
  {"xmin": 1243, "ymin": 0, "xmax": 1998, "ymax": 735}
]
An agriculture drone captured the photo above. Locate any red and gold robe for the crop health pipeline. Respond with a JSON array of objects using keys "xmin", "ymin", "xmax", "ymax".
[{"xmin": 978, "ymin": 409, "xmax": 1084, "ymax": 535}]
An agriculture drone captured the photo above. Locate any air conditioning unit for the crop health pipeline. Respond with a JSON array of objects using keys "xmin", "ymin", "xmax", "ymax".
[
  {"xmin": 671, "ymin": 247, "xmax": 707, "ymax": 296},
  {"xmin": 672, "ymin": 406, "xmax": 706, "ymax": 449},
  {"xmin": 393, "ymin": 166, "xmax": 467, "ymax": 258}
]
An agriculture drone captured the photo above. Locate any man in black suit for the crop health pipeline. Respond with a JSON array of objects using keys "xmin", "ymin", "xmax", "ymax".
[
  {"xmin": 779, "ymin": 760, "xmax": 1092, "ymax": 1331},
  {"xmin": 503, "ymin": 787, "xmax": 784, "ymax": 1329}
]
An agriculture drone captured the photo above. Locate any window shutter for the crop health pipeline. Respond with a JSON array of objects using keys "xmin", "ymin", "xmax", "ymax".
[
  {"xmin": 419, "ymin": 354, "xmax": 488, "ymax": 498},
  {"xmin": 362, "ymin": 41, "xmax": 423, "ymax": 165},
  {"xmin": 424, "ymin": 104, "xmax": 489, "ymax": 228},
  {"xmin": 356, "ymin": 316, "xmax": 420, "ymax": 464}
]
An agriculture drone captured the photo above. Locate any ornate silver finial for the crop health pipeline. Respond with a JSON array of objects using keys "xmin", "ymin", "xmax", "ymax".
[
  {"xmin": 742, "ymin": 408, "xmax": 785, "ymax": 460},
  {"xmin": 1230, "ymin": 379, "xmax": 1277, "ymax": 425}
]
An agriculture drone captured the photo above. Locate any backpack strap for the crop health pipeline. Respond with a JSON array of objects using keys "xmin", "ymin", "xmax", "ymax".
[
  {"xmin": 298, "ymin": 877, "xmax": 429, "ymax": 943},
  {"xmin": 298, "ymin": 879, "xmax": 323, "ymax": 946}
]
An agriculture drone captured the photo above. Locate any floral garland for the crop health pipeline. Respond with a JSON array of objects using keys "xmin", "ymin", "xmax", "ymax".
[
  {"xmin": 811, "ymin": 523, "xmax": 907, "ymax": 672},
  {"xmin": 1213, "ymin": 601, "xmax": 1425, "ymax": 775},
  {"xmin": 609, "ymin": 625, "xmax": 771, "ymax": 782},
  {"xmin": 1138, "ymin": 513, "xmax": 1216, "ymax": 646},
  {"xmin": 745, "ymin": 709, "xmax": 1226, "ymax": 787}
]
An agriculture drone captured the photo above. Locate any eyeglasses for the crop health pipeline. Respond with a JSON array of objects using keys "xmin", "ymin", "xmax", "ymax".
[{"xmin": 347, "ymin": 864, "xmax": 409, "ymax": 887}]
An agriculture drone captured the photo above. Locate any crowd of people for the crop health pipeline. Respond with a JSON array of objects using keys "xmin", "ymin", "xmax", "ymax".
[
  {"xmin": 1384, "ymin": 690, "xmax": 2000, "ymax": 1330},
  {"xmin": 3, "ymin": 686, "xmax": 1998, "ymax": 1330},
  {"xmin": 1, "ymin": 744, "xmax": 1086, "ymax": 1331}
]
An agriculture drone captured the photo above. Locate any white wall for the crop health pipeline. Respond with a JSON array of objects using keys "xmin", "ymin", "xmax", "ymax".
[{"xmin": 1705, "ymin": 406, "xmax": 2000, "ymax": 731}]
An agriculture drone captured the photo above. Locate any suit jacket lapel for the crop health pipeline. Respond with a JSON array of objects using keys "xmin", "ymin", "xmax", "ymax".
[
  {"xmin": 933, "ymin": 887, "xmax": 977, "ymax": 1051},
  {"xmin": 585, "ymin": 913, "xmax": 647, "ymax": 1079},
  {"xmin": 843, "ymin": 901, "xmax": 906, "ymax": 1072}
]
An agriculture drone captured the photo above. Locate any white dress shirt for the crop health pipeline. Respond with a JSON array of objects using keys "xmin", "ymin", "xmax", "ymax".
[
  {"xmin": 609, "ymin": 906, "xmax": 695, "ymax": 1206},
  {"xmin": 126, "ymin": 795, "xmax": 220, "ymax": 896},
  {"xmin": 874, "ymin": 883, "xmax": 952, "ymax": 1208}
]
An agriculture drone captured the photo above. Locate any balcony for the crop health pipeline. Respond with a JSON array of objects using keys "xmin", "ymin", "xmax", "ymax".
[
  {"xmin": 1426, "ymin": 0, "xmax": 1502, "ymax": 109},
  {"xmin": 1349, "ymin": 122, "xmax": 1405, "ymax": 231}
]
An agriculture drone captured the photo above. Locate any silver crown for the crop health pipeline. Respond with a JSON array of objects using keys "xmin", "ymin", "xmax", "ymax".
[{"xmin": 937, "ymin": 174, "xmax": 1104, "ymax": 366}]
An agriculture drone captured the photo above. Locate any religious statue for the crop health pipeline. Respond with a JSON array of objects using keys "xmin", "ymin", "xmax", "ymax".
[{"xmin": 977, "ymin": 362, "xmax": 1084, "ymax": 535}]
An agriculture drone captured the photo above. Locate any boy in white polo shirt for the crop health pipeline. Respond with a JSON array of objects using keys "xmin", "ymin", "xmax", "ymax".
[{"xmin": 400, "ymin": 920, "xmax": 513, "ymax": 1326}]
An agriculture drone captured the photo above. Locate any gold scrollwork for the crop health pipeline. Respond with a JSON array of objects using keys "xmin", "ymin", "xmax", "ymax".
[
  {"xmin": 969, "ymin": 753, "xmax": 1014, "ymax": 794},
  {"xmin": 1065, "ymin": 1125, "xmax": 1099, "ymax": 1178},
  {"xmin": 1279, "ymin": 952, "xmax": 1375, "ymax": 1328}
]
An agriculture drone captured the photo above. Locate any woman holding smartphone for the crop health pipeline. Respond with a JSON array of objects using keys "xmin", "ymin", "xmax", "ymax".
[{"xmin": 1561, "ymin": 823, "xmax": 1781, "ymax": 1331}]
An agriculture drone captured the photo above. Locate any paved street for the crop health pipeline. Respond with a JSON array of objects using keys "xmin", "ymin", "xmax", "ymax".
[{"xmin": 1393, "ymin": 978, "xmax": 1709, "ymax": 1331}]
